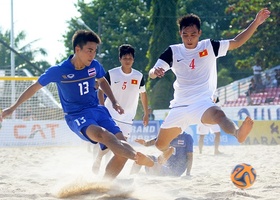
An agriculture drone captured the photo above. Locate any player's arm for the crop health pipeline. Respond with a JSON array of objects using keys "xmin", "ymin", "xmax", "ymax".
[
  {"xmin": 135, "ymin": 137, "xmax": 157, "ymax": 147},
  {"xmin": 186, "ymin": 152, "xmax": 193, "ymax": 176},
  {"xmin": 98, "ymin": 77, "xmax": 124, "ymax": 114},
  {"xmin": 140, "ymin": 91, "xmax": 149, "ymax": 126},
  {"xmin": 1, "ymin": 82, "xmax": 43, "ymax": 119},
  {"xmin": 228, "ymin": 8, "xmax": 270, "ymax": 50},
  {"xmin": 97, "ymin": 89, "xmax": 105, "ymax": 105},
  {"xmin": 149, "ymin": 47, "xmax": 172, "ymax": 79}
]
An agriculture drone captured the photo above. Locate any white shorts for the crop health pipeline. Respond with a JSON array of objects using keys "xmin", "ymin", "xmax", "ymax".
[
  {"xmin": 197, "ymin": 123, "xmax": 220, "ymax": 135},
  {"xmin": 161, "ymin": 99, "xmax": 216, "ymax": 132},
  {"xmin": 116, "ymin": 121, "xmax": 133, "ymax": 138}
]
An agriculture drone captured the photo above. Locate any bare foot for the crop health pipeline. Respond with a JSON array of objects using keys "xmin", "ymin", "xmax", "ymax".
[
  {"xmin": 158, "ymin": 147, "xmax": 175, "ymax": 165},
  {"xmin": 214, "ymin": 150, "xmax": 223, "ymax": 155},
  {"xmin": 135, "ymin": 152, "xmax": 154, "ymax": 167},
  {"xmin": 236, "ymin": 116, "xmax": 254, "ymax": 143}
]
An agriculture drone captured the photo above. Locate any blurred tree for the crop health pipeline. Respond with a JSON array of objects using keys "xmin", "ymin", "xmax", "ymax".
[
  {"xmin": 64, "ymin": 0, "xmax": 151, "ymax": 75},
  {"xmin": 217, "ymin": 68, "xmax": 234, "ymax": 87},
  {"xmin": 0, "ymin": 29, "xmax": 49, "ymax": 76},
  {"xmin": 145, "ymin": 0, "xmax": 178, "ymax": 109},
  {"xmin": 223, "ymin": 0, "xmax": 279, "ymax": 72}
]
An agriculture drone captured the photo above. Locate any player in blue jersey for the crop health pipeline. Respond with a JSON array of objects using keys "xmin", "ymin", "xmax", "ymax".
[
  {"xmin": 148, "ymin": 8, "xmax": 270, "ymax": 161},
  {"xmin": 130, "ymin": 132, "xmax": 193, "ymax": 177},
  {"xmin": 1, "ymin": 30, "xmax": 154, "ymax": 180}
]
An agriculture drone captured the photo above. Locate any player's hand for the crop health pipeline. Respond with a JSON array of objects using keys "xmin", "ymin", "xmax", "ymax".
[
  {"xmin": 135, "ymin": 139, "xmax": 146, "ymax": 146},
  {"xmin": 255, "ymin": 8, "xmax": 270, "ymax": 25},
  {"xmin": 142, "ymin": 113, "xmax": 149, "ymax": 126},
  {"xmin": 154, "ymin": 67, "xmax": 165, "ymax": 78},
  {"xmin": 112, "ymin": 102, "xmax": 124, "ymax": 114},
  {"xmin": 1, "ymin": 107, "xmax": 14, "ymax": 119}
]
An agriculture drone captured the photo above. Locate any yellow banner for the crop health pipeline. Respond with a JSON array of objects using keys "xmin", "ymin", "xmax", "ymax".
[{"xmin": 240, "ymin": 121, "xmax": 280, "ymax": 145}]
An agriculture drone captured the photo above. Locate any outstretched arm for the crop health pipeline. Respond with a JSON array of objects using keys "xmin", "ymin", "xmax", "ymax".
[
  {"xmin": 228, "ymin": 8, "xmax": 270, "ymax": 50},
  {"xmin": 135, "ymin": 137, "xmax": 157, "ymax": 147},
  {"xmin": 1, "ymin": 82, "xmax": 42, "ymax": 119},
  {"xmin": 98, "ymin": 77, "xmax": 124, "ymax": 114}
]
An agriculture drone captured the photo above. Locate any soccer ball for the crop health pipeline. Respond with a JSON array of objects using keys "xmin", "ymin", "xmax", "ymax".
[{"xmin": 230, "ymin": 163, "xmax": 256, "ymax": 189}]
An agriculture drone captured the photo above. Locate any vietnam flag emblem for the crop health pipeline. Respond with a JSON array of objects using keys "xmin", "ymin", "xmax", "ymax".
[
  {"xmin": 199, "ymin": 49, "xmax": 208, "ymax": 57},
  {"xmin": 131, "ymin": 79, "xmax": 138, "ymax": 84}
]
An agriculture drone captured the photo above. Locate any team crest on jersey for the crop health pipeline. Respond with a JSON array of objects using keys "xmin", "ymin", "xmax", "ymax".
[
  {"xmin": 131, "ymin": 79, "xmax": 138, "ymax": 84},
  {"xmin": 177, "ymin": 139, "xmax": 185, "ymax": 145},
  {"xmin": 88, "ymin": 68, "xmax": 96, "ymax": 76},
  {"xmin": 66, "ymin": 74, "xmax": 75, "ymax": 79},
  {"xmin": 199, "ymin": 49, "xmax": 208, "ymax": 57}
]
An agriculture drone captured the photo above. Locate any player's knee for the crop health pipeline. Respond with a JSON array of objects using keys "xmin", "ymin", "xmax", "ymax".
[
  {"xmin": 154, "ymin": 140, "xmax": 167, "ymax": 152},
  {"xmin": 212, "ymin": 109, "xmax": 226, "ymax": 123}
]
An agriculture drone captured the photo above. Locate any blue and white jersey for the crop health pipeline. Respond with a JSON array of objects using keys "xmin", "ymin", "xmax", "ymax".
[
  {"xmin": 38, "ymin": 55, "xmax": 105, "ymax": 113},
  {"xmin": 163, "ymin": 132, "xmax": 193, "ymax": 176}
]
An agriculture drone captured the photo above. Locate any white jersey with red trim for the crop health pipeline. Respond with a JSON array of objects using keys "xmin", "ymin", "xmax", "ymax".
[
  {"xmin": 104, "ymin": 66, "xmax": 146, "ymax": 123},
  {"xmin": 153, "ymin": 39, "xmax": 229, "ymax": 107}
]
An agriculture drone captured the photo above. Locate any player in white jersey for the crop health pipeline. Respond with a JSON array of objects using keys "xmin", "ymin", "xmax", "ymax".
[
  {"xmin": 197, "ymin": 123, "xmax": 222, "ymax": 155},
  {"xmin": 149, "ymin": 8, "xmax": 270, "ymax": 161},
  {"xmin": 197, "ymin": 95, "xmax": 223, "ymax": 155},
  {"xmin": 92, "ymin": 44, "xmax": 150, "ymax": 174}
]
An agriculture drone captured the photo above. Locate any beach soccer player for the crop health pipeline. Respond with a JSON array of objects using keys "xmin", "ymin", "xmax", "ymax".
[
  {"xmin": 1, "ymin": 30, "xmax": 154, "ymax": 180},
  {"xmin": 148, "ymin": 8, "xmax": 270, "ymax": 160},
  {"xmin": 130, "ymin": 132, "xmax": 193, "ymax": 177}
]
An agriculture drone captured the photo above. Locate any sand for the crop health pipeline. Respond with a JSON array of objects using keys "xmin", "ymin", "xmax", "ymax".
[{"xmin": 0, "ymin": 144, "xmax": 279, "ymax": 200}]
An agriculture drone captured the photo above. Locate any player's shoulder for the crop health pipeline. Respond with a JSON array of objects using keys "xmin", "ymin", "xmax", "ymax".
[
  {"xmin": 181, "ymin": 132, "xmax": 193, "ymax": 140},
  {"xmin": 131, "ymin": 68, "xmax": 143, "ymax": 76},
  {"xmin": 108, "ymin": 66, "xmax": 122, "ymax": 73},
  {"xmin": 170, "ymin": 43, "xmax": 184, "ymax": 50}
]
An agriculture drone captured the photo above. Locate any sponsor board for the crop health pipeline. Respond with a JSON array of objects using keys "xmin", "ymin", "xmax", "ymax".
[{"xmin": 0, "ymin": 120, "xmax": 82, "ymax": 146}]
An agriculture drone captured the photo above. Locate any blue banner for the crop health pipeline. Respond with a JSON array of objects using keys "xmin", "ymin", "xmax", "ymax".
[{"xmin": 129, "ymin": 120, "xmax": 240, "ymax": 146}]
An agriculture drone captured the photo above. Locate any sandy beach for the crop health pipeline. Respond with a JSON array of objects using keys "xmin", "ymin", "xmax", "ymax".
[{"xmin": 0, "ymin": 144, "xmax": 279, "ymax": 200}]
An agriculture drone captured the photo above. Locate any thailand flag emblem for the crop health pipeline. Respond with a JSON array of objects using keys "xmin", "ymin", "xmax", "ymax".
[
  {"xmin": 178, "ymin": 140, "xmax": 184, "ymax": 145},
  {"xmin": 88, "ymin": 68, "xmax": 96, "ymax": 76}
]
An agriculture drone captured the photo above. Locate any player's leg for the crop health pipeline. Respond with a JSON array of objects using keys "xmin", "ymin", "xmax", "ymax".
[
  {"xmin": 198, "ymin": 135, "xmax": 205, "ymax": 154},
  {"xmin": 201, "ymin": 106, "xmax": 253, "ymax": 143},
  {"xmin": 92, "ymin": 148, "xmax": 109, "ymax": 174},
  {"xmin": 85, "ymin": 125, "xmax": 154, "ymax": 179},
  {"xmin": 154, "ymin": 107, "xmax": 187, "ymax": 162},
  {"xmin": 197, "ymin": 124, "xmax": 209, "ymax": 154},
  {"xmin": 92, "ymin": 121, "xmax": 130, "ymax": 174},
  {"xmin": 155, "ymin": 127, "xmax": 181, "ymax": 163},
  {"xmin": 214, "ymin": 132, "xmax": 222, "ymax": 155},
  {"xmin": 209, "ymin": 124, "xmax": 223, "ymax": 155}
]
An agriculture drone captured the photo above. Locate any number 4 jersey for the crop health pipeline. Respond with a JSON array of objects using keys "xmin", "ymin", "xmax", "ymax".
[{"xmin": 153, "ymin": 39, "xmax": 229, "ymax": 108}]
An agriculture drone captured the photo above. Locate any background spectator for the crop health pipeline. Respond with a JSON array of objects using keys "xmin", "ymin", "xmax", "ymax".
[
  {"xmin": 264, "ymin": 73, "xmax": 277, "ymax": 89},
  {"xmin": 246, "ymin": 78, "xmax": 256, "ymax": 105},
  {"xmin": 274, "ymin": 69, "xmax": 280, "ymax": 87},
  {"xmin": 252, "ymin": 59, "xmax": 262, "ymax": 84}
]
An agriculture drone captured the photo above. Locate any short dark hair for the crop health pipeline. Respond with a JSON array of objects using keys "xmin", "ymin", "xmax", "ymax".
[
  {"xmin": 72, "ymin": 30, "xmax": 101, "ymax": 52},
  {"xmin": 119, "ymin": 44, "xmax": 135, "ymax": 58},
  {"xmin": 178, "ymin": 14, "xmax": 201, "ymax": 31}
]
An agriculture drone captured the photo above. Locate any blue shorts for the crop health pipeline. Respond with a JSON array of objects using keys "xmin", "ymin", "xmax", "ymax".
[{"xmin": 65, "ymin": 105, "xmax": 121, "ymax": 150}]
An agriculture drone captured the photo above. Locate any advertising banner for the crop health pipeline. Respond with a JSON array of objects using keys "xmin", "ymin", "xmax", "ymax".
[{"xmin": 0, "ymin": 119, "xmax": 82, "ymax": 146}]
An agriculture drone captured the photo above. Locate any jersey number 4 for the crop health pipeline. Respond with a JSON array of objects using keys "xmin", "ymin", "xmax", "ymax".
[{"xmin": 189, "ymin": 59, "xmax": 195, "ymax": 70}]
